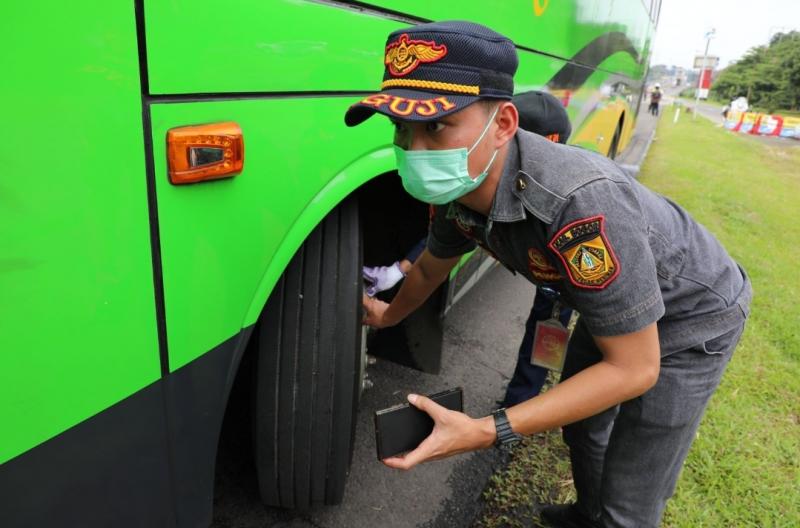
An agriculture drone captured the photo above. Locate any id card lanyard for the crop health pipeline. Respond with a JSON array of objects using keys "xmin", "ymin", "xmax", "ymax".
[{"xmin": 531, "ymin": 299, "xmax": 571, "ymax": 372}]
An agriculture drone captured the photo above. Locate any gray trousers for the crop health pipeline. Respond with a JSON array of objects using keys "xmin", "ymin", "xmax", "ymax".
[{"xmin": 560, "ymin": 318, "xmax": 747, "ymax": 528}]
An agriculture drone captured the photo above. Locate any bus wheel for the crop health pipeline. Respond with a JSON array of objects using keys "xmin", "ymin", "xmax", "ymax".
[{"xmin": 252, "ymin": 196, "xmax": 362, "ymax": 509}]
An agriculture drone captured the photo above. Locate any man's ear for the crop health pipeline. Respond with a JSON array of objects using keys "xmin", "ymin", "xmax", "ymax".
[{"xmin": 494, "ymin": 101, "xmax": 519, "ymax": 146}]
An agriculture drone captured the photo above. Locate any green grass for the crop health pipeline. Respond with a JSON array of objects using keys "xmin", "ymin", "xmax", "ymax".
[
  {"xmin": 476, "ymin": 116, "xmax": 800, "ymax": 527},
  {"xmin": 475, "ymin": 375, "xmax": 575, "ymax": 528},
  {"xmin": 689, "ymin": 96, "xmax": 800, "ymax": 117}
]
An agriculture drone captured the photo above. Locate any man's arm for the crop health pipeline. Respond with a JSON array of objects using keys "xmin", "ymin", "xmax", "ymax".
[
  {"xmin": 383, "ymin": 322, "xmax": 661, "ymax": 470},
  {"xmin": 506, "ymin": 322, "xmax": 660, "ymax": 434},
  {"xmin": 363, "ymin": 248, "xmax": 460, "ymax": 328}
]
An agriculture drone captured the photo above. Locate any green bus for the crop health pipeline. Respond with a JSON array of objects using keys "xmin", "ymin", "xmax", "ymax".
[{"xmin": 0, "ymin": 1, "xmax": 659, "ymax": 525}]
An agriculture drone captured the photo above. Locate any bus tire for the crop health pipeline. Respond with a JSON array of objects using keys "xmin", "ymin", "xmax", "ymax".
[{"xmin": 252, "ymin": 196, "xmax": 362, "ymax": 509}]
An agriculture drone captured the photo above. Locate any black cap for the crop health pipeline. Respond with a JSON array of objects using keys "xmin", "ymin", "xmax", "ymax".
[
  {"xmin": 513, "ymin": 90, "xmax": 571, "ymax": 144},
  {"xmin": 345, "ymin": 20, "xmax": 518, "ymax": 127}
]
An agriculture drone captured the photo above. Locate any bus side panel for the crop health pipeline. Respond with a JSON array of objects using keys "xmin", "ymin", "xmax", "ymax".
[
  {"xmin": 144, "ymin": 0, "xmax": 654, "ymax": 96},
  {"xmin": 0, "ymin": 381, "xmax": 173, "ymax": 526},
  {"xmin": 362, "ymin": 0, "xmax": 654, "ymax": 78},
  {"xmin": 150, "ymin": 98, "xmax": 393, "ymax": 371},
  {"xmin": 144, "ymin": 0, "xmax": 406, "ymax": 94},
  {"xmin": 0, "ymin": 2, "xmax": 162, "ymax": 466},
  {"xmin": 152, "ymin": 47, "xmax": 641, "ymax": 373}
]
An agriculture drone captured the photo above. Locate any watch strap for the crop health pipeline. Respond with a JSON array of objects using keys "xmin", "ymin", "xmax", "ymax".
[{"xmin": 493, "ymin": 408, "xmax": 520, "ymax": 447}]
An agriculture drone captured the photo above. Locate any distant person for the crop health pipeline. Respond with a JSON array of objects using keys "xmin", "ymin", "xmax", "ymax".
[
  {"xmin": 731, "ymin": 96, "xmax": 749, "ymax": 113},
  {"xmin": 722, "ymin": 103, "xmax": 731, "ymax": 126},
  {"xmin": 649, "ymin": 83, "xmax": 663, "ymax": 116}
]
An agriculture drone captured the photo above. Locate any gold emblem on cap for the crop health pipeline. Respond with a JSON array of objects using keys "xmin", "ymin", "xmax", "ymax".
[{"xmin": 384, "ymin": 34, "xmax": 447, "ymax": 77}]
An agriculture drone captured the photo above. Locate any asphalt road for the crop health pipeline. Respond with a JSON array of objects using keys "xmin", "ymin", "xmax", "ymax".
[{"xmin": 212, "ymin": 264, "xmax": 536, "ymax": 528}]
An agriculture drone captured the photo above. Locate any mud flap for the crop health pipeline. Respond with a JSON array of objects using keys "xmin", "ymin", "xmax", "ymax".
[{"xmin": 366, "ymin": 281, "xmax": 448, "ymax": 374}]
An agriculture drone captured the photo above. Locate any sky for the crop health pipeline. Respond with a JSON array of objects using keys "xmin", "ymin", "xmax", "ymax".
[{"xmin": 650, "ymin": 0, "xmax": 800, "ymax": 69}]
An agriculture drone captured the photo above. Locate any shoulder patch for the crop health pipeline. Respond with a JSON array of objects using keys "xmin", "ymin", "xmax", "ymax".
[{"xmin": 548, "ymin": 215, "xmax": 619, "ymax": 289}]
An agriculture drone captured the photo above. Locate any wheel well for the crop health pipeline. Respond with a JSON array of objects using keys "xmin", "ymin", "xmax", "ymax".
[
  {"xmin": 213, "ymin": 171, "xmax": 430, "ymax": 501},
  {"xmin": 355, "ymin": 171, "xmax": 430, "ymax": 268}
]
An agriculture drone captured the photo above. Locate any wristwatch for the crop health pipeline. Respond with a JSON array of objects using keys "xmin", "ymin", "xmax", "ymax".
[{"xmin": 492, "ymin": 408, "xmax": 520, "ymax": 447}]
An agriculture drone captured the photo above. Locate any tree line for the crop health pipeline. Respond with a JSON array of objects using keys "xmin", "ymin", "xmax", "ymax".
[{"xmin": 711, "ymin": 31, "xmax": 800, "ymax": 112}]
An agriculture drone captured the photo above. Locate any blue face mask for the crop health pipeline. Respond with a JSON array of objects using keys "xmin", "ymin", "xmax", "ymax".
[{"xmin": 395, "ymin": 106, "xmax": 500, "ymax": 205}]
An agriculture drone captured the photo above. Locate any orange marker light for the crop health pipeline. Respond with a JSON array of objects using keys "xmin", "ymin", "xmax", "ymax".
[{"xmin": 167, "ymin": 122, "xmax": 244, "ymax": 184}]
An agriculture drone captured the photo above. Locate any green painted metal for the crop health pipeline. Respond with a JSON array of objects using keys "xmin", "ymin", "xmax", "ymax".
[
  {"xmin": 152, "ymin": 35, "xmax": 650, "ymax": 372},
  {"xmin": 144, "ymin": 0, "xmax": 406, "ymax": 94},
  {"xmin": 144, "ymin": 0, "xmax": 654, "ymax": 96},
  {"xmin": 150, "ymin": 98, "xmax": 396, "ymax": 370},
  {"xmin": 0, "ymin": 3, "xmax": 160, "ymax": 463},
  {"xmin": 367, "ymin": 0, "xmax": 654, "ymax": 79},
  {"xmin": 1, "ymin": 0, "xmax": 657, "ymax": 470}
]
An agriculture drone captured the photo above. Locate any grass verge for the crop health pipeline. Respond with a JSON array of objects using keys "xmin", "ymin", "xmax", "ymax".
[
  {"xmin": 683, "ymin": 96, "xmax": 800, "ymax": 117},
  {"xmin": 475, "ymin": 115, "xmax": 800, "ymax": 527}
]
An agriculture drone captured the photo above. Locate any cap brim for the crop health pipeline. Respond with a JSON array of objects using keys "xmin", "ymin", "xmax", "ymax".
[{"xmin": 344, "ymin": 89, "xmax": 481, "ymax": 127}]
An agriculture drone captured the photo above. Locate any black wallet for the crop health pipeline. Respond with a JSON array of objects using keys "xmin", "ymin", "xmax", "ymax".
[{"xmin": 374, "ymin": 387, "xmax": 463, "ymax": 460}]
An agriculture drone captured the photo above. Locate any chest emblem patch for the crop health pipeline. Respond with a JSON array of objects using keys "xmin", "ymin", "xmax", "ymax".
[
  {"xmin": 527, "ymin": 248, "xmax": 561, "ymax": 282},
  {"xmin": 385, "ymin": 34, "xmax": 448, "ymax": 77},
  {"xmin": 548, "ymin": 215, "xmax": 619, "ymax": 289}
]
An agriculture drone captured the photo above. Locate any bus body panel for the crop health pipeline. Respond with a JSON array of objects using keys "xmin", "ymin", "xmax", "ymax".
[
  {"xmin": 240, "ymin": 145, "xmax": 398, "ymax": 325},
  {"xmin": 0, "ymin": 1, "xmax": 161, "ymax": 464},
  {"xmin": 367, "ymin": 0, "xmax": 652, "ymax": 78},
  {"xmin": 150, "ymin": 98, "xmax": 395, "ymax": 370},
  {"xmin": 144, "ymin": 0, "xmax": 406, "ymax": 95},
  {"xmin": 153, "ymin": 44, "xmax": 646, "ymax": 372},
  {"xmin": 143, "ymin": 0, "xmax": 653, "ymax": 96},
  {"xmin": 1, "ymin": 0, "xmax": 659, "ymax": 523},
  {"xmin": 515, "ymin": 49, "xmax": 639, "ymax": 154}
]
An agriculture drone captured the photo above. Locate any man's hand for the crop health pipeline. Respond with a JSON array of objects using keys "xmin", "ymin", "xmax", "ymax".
[
  {"xmin": 382, "ymin": 394, "xmax": 496, "ymax": 470},
  {"xmin": 361, "ymin": 250, "xmax": 460, "ymax": 330},
  {"xmin": 362, "ymin": 294, "xmax": 391, "ymax": 328},
  {"xmin": 363, "ymin": 262, "xmax": 405, "ymax": 296}
]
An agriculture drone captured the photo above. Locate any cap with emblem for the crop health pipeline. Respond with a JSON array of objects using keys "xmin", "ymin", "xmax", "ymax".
[
  {"xmin": 344, "ymin": 20, "xmax": 518, "ymax": 127},
  {"xmin": 513, "ymin": 90, "xmax": 571, "ymax": 144}
]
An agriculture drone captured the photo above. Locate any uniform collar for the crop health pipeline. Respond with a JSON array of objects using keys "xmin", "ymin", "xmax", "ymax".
[
  {"xmin": 503, "ymin": 129, "xmax": 568, "ymax": 224},
  {"xmin": 488, "ymin": 133, "xmax": 526, "ymax": 223},
  {"xmin": 445, "ymin": 129, "xmax": 568, "ymax": 227}
]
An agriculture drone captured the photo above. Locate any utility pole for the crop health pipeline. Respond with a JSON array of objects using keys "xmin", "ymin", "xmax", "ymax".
[{"xmin": 693, "ymin": 28, "xmax": 716, "ymax": 120}]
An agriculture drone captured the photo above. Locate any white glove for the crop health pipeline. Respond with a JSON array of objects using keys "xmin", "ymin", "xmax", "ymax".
[{"xmin": 363, "ymin": 262, "xmax": 405, "ymax": 297}]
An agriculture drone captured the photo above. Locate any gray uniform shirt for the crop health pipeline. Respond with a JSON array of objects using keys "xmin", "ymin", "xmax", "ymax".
[{"xmin": 428, "ymin": 129, "xmax": 752, "ymax": 354}]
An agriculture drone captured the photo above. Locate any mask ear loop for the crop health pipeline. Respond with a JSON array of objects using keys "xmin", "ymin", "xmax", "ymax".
[
  {"xmin": 467, "ymin": 104, "xmax": 501, "ymax": 155},
  {"xmin": 481, "ymin": 148, "xmax": 499, "ymax": 175}
]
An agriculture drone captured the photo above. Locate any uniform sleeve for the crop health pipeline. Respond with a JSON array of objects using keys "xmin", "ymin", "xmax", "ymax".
[
  {"xmin": 426, "ymin": 204, "xmax": 477, "ymax": 259},
  {"xmin": 404, "ymin": 238, "xmax": 427, "ymax": 263},
  {"xmin": 547, "ymin": 179, "xmax": 664, "ymax": 337}
]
